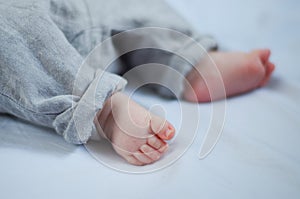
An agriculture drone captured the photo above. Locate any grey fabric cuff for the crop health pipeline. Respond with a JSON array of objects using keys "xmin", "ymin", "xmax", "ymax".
[{"xmin": 53, "ymin": 70, "xmax": 127, "ymax": 144}]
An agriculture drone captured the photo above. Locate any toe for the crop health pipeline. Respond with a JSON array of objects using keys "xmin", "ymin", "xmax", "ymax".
[
  {"xmin": 259, "ymin": 61, "xmax": 275, "ymax": 87},
  {"xmin": 157, "ymin": 124, "xmax": 175, "ymax": 140},
  {"xmin": 158, "ymin": 144, "xmax": 168, "ymax": 153},
  {"xmin": 267, "ymin": 61, "xmax": 275, "ymax": 73},
  {"xmin": 150, "ymin": 115, "xmax": 175, "ymax": 140},
  {"xmin": 140, "ymin": 144, "xmax": 161, "ymax": 161},
  {"xmin": 149, "ymin": 115, "xmax": 167, "ymax": 136},
  {"xmin": 147, "ymin": 135, "xmax": 166, "ymax": 150},
  {"xmin": 255, "ymin": 49, "xmax": 271, "ymax": 64},
  {"xmin": 125, "ymin": 156, "xmax": 145, "ymax": 166},
  {"xmin": 133, "ymin": 151, "xmax": 153, "ymax": 164}
]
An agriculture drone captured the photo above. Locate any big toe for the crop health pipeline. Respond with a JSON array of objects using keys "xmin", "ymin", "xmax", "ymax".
[{"xmin": 150, "ymin": 115, "xmax": 175, "ymax": 140}]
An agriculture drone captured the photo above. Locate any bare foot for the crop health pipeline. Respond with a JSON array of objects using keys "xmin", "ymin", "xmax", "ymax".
[
  {"xmin": 94, "ymin": 92, "xmax": 175, "ymax": 166},
  {"xmin": 183, "ymin": 49, "xmax": 275, "ymax": 102}
]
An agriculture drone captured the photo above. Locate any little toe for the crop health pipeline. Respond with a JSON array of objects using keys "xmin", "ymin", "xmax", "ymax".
[
  {"xmin": 125, "ymin": 155, "xmax": 145, "ymax": 166},
  {"xmin": 133, "ymin": 151, "xmax": 153, "ymax": 165},
  {"xmin": 140, "ymin": 144, "xmax": 161, "ymax": 161},
  {"xmin": 150, "ymin": 115, "xmax": 175, "ymax": 140}
]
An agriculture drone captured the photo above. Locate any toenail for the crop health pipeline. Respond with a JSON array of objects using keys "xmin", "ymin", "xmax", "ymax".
[{"xmin": 165, "ymin": 126, "xmax": 173, "ymax": 137}]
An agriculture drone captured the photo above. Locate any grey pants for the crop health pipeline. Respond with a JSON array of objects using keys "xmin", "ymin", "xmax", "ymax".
[{"xmin": 0, "ymin": 0, "xmax": 217, "ymax": 144}]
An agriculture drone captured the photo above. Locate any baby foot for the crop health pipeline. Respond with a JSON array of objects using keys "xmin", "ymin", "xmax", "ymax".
[
  {"xmin": 94, "ymin": 92, "xmax": 175, "ymax": 166},
  {"xmin": 183, "ymin": 49, "xmax": 275, "ymax": 102}
]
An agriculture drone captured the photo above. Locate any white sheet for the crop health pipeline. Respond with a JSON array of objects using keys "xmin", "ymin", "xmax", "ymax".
[{"xmin": 1, "ymin": 0, "xmax": 300, "ymax": 198}]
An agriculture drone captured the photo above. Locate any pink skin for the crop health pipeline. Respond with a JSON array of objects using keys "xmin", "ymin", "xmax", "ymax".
[
  {"xmin": 95, "ymin": 49, "xmax": 275, "ymax": 166},
  {"xmin": 183, "ymin": 49, "xmax": 275, "ymax": 102},
  {"xmin": 95, "ymin": 92, "xmax": 175, "ymax": 166}
]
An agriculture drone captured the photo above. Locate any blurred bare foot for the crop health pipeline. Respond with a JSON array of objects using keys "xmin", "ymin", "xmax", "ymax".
[{"xmin": 183, "ymin": 49, "xmax": 275, "ymax": 102}]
